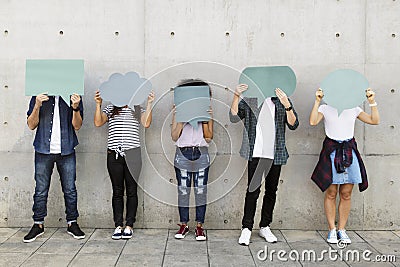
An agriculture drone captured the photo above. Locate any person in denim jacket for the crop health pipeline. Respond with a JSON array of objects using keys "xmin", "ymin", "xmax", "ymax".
[{"xmin": 24, "ymin": 93, "xmax": 85, "ymax": 242}]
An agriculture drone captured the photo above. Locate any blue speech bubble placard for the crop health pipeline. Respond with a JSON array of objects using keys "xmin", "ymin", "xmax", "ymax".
[
  {"xmin": 320, "ymin": 69, "xmax": 368, "ymax": 115},
  {"xmin": 174, "ymin": 85, "xmax": 211, "ymax": 129},
  {"xmin": 239, "ymin": 66, "xmax": 296, "ymax": 106},
  {"xmin": 99, "ymin": 72, "xmax": 152, "ymax": 107},
  {"xmin": 25, "ymin": 59, "xmax": 84, "ymax": 106}
]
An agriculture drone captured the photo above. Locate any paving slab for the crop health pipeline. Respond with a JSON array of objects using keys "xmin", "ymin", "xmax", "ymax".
[
  {"xmin": 69, "ymin": 253, "xmax": 120, "ymax": 267},
  {"xmin": 356, "ymin": 231, "xmax": 400, "ymax": 243},
  {"xmin": 368, "ymin": 242, "xmax": 400, "ymax": 256},
  {"xmin": 0, "ymin": 227, "xmax": 57, "ymax": 254},
  {"xmin": 121, "ymin": 238, "xmax": 166, "ymax": 255},
  {"xmin": 164, "ymin": 230, "xmax": 207, "ymax": 255},
  {"xmin": 209, "ymin": 254, "xmax": 255, "ymax": 267},
  {"xmin": 208, "ymin": 240, "xmax": 252, "ymax": 256},
  {"xmin": 280, "ymin": 230, "xmax": 326, "ymax": 243},
  {"xmin": 21, "ymin": 253, "xmax": 74, "ymax": 267},
  {"xmin": 393, "ymin": 231, "xmax": 400, "ymax": 238},
  {"xmin": 87, "ymin": 228, "xmax": 116, "ymax": 241},
  {"xmin": 116, "ymin": 254, "xmax": 164, "ymax": 267},
  {"xmin": 0, "ymin": 252, "xmax": 30, "ymax": 266},
  {"xmin": 162, "ymin": 254, "xmax": 209, "ymax": 267},
  {"xmin": 34, "ymin": 238, "xmax": 87, "ymax": 255},
  {"xmin": 206, "ymin": 229, "xmax": 240, "ymax": 241},
  {"xmin": 0, "ymin": 228, "xmax": 20, "ymax": 243},
  {"xmin": 78, "ymin": 239, "xmax": 126, "ymax": 254}
]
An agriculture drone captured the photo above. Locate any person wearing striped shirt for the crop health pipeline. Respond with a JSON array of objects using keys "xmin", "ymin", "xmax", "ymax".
[{"xmin": 94, "ymin": 90, "xmax": 154, "ymax": 239}]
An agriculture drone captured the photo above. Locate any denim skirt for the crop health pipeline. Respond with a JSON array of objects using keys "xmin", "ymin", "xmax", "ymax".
[{"xmin": 330, "ymin": 149, "xmax": 362, "ymax": 184}]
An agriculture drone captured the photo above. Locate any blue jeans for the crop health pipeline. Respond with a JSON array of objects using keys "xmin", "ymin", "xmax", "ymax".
[
  {"xmin": 174, "ymin": 147, "xmax": 209, "ymax": 224},
  {"xmin": 32, "ymin": 152, "xmax": 79, "ymax": 223}
]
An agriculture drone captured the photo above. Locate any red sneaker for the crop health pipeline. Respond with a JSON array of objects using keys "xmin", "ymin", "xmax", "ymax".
[
  {"xmin": 195, "ymin": 226, "xmax": 206, "ymax": 241},
  {"xmin": 174, "ymin": 224, "xmax": 189, "ymax": 239}
]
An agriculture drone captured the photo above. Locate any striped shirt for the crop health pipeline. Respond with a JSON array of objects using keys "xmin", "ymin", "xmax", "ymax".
[{"xmin": 103, "ymin": 105, "xmax": 143, "ymax": 152}]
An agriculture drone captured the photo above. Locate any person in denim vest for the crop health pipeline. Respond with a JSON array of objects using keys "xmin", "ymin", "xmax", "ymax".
[
  {"xmin": 24, "ymin": 93, "xmax": 85, "ymax": 242},
  {"xmin": 310, "ymin": 88, "xmax": 380, "ymax": 244},
  {"xmin": 171, "ymin": 80, "xmax": 213, "ymax": 241}
]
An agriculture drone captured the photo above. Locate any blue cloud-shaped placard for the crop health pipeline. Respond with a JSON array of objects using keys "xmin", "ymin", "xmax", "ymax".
[{"xmin": 99, "ymin": 72, "xmax": 152, "ymax": 107}]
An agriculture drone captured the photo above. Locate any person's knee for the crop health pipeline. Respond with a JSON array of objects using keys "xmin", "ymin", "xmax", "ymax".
[
  {"xmin": 339, "ymin": 190, "xmax": 352, "ymax": 201},
  {"xmin": 325, "ymin": 189, "xmax": 338, "ymax": 200}
]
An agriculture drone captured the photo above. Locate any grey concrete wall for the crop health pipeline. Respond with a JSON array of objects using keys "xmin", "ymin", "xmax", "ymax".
[{"xmin": 0, "ymin": 0, "xmax": 399, "ymax": 230}]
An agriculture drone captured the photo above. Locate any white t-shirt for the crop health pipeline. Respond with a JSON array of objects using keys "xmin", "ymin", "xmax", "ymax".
[
  {"xmin": 253, "ymin": 98, "xmax": 275, "ymax": 159},
  {"xmin": 318, "ymin": 104, "xmax": 363, "ymax": 141},
  {"xmin": 50, "ymin": 96, "xmax": 61, "ymax": 154}
]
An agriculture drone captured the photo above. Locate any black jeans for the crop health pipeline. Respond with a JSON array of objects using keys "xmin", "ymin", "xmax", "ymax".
[
  {"xmin": 242, "ymin": 158, "xmax": 282, "ymax": 230},
  {"xmin": 107, "ymin": 148, "xmax": 141, "ymax": 228}
]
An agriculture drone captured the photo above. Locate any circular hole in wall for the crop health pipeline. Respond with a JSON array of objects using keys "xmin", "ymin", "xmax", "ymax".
[
  {"xmin": 59, "ymin": 30, "xmax": 64, "ymax": 35},
  {"xmin": 391, "ymin": 88, "xmax": 395, "ymax": 93},
  {"xmin": 280, "ymin": 32, "xmax": 285, "ymax": 37},
  {"xmin": 336, "ymin": 33, "xmax": 340, "ymax": 38},
  {"xmin": 170, "ymin": 31, "xmax": 175, "ymax": 36},
  {"xmin": 225, "ymin": 32, "xmax": 230, "ymax": 37},
  {"xmin": 114, "ymin": 31, "xmax": 119, "ymax": 36},
  {"xmin": 392, "ymin": 33, "xmax": 396, "ymax": 38}
]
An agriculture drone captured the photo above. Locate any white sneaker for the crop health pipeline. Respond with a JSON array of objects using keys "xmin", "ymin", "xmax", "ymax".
[
  {"xmin": 327, "ymin": 228, "xmax": 338, "ymax": 244},
  {"xmin": 337, "ymin": 229, "xmax": 351, "ymax": 244},
  {"xmin": 259, "ymin": 226, "xmax": 277, "ymax": 243},
  {"xmin": 238, "ymin": 228, "xmax": 251, "ymax": 246}
]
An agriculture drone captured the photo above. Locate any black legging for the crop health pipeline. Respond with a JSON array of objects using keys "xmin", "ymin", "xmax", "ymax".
[
  {"xmin": 107, "ymin": 148, "xmax": 142, "ymax": 227},
  {"xmin": 242, "ymin": 158, "xmax": 282, "ymax": 230}
]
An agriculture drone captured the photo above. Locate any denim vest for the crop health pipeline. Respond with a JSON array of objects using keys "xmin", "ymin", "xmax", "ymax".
[{"xmin": 27, "ymin": 96, "xmax": 84, "ymax": 156}]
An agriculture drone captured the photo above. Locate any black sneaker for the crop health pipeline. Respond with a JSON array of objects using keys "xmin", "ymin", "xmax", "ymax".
[
  {"xmin": 122, "ymin": 227, "xmax": 133, "ymax": 239},
  {"xmin": 67, "ymin": 222, "xmax": 85, "ymax": 239},
  {"xmin": 23, "ymin": 224, "xmax": 44, "ymax": 243}
]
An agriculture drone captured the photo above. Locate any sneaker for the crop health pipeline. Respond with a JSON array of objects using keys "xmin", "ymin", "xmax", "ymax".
[
  {"xmin": 259, "ymin": 226, "xmax": 277, "ymax": 243},
  {"xmin": 337, "ymin": 229, "xmax": 351, "ymax": 244},
  {"xmin": 67, "ymin": 222, "xmax": 85, "ymax": 239},
  {"xmin": 238, "ymin": 228, "xmax": 251, "ymax": 246},
  {"xmin": 174, "ymin": 224, "xmax": 189, "ymax": 239},
  {"xmin": 327, "ymin": 228, "xmax": 338, "ymax": 244},
  {"xmin": 122, "ymin": 227, "xmax": 133, "ymax": 239},
  {"xmin": 195, "ymin": 226, "xmax": 206, "ymax": 241},
  {"xmin": 112, "ymin": 227, "xmax": 123, "ymax": 240},
  {"xmin": 23, "ymin": 224, "xmax": 44, "ymax": 243}
]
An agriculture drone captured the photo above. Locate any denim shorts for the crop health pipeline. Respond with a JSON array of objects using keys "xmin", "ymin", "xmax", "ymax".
[{"xmin": 330, "ymin": 149, "xmax": 362, "ymax": 184}]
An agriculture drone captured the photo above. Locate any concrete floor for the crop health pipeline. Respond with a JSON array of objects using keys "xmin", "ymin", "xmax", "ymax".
[{"xmin": 0, "ymin": 228, "xmax": 399, "ymax": 267}]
